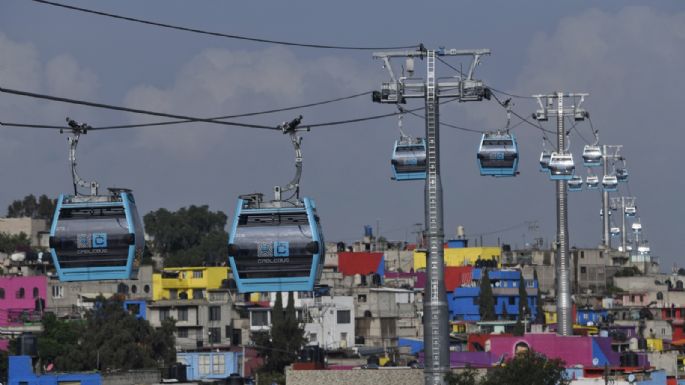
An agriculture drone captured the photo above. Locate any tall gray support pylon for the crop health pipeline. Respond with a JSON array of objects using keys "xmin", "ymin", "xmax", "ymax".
[
  {"xmin": 533, "ymin": 92, "xmax": 588, "ymax": 336},
  {"xmin": 373, "ymin": 47, "xmax": 490, "ymax": 385}
]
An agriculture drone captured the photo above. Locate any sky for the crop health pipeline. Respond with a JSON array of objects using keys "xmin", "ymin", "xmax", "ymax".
[{"xmin": 1, "ymin": 1, "xmax": 684, "ymax": 270}]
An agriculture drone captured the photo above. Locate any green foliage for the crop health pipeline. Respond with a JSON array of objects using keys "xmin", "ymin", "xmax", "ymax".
[
  {"xmin": 0, "ymin": 232, "xmax": 31, "ymax": 253},
  {"xmin": 6, "ymin": 194, "xmax": 56, "ymax": 220},
  {"xmin": 445, "ymin": 367, "xmax": 479, "ymax": 385},
  {"xmin": 481, "ymin": 350, "xmax": 569, "ymax": 385},
  {"xmin": 614, "ymin": 266, "xmax": 641, "ymax": 277},
  {"xmin": 534, "ymin": 269, "xmax": 545, "ymax": 324},
  {"xmin": 254, "ymin": 292, "xmax": 306, "ymax": 376},
  {"xmin": 38, "ymin": 296, "xmax": 176, "ymax": 371},
  {"xmin": 517, "ymin": 275, "xmax": 529, "ymax": 322},
  {"xmin": 512, "ymin": 320, "xmax": 525, "ymax": 337},
  {"xmin": 256, "ymin": 371, "xmax": 285, "ymax": 385},
  {"xmin": 143, "ymin": 205, "xmax": 228, "ymax": 267},
  {"xmin": 479, "ymin": 269, "xmax": 496, "ymax": 321}
]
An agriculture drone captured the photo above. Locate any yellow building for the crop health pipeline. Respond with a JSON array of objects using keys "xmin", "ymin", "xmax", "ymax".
[
  {"xmin": 646, "ymin": 338, "xmax": 664, "ymax": 352},
  {"xmin": 152, "ymin": 267, "xmax": 229, "ymax": 300},
  {"xmin": 413, "ymin": 247, "xmax": 501, "ymax": 271}
]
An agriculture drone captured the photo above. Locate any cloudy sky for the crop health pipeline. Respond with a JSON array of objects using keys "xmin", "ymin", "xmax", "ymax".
[{"xmin": 1, "ymin": 1, "xmax": 684, "ymax": 269}]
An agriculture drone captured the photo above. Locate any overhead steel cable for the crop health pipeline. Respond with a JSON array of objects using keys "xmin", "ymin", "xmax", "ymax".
[
  {"xmin": 0, "ymin": 85, "xmax": 277, "ymax": 130},
  {"xmin": 32, "ymin": 0, "xmax": 420, "ymax": 51},
  {"xmin": 491, "ymin": 92, "xmax": 556, "ymax": 135}
]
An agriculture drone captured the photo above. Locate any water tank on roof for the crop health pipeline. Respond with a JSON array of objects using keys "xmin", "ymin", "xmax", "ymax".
[
  {"xmin": 456, "ymin": 226, "xmax": 465, "ymax": 239},
  {"xmin": 10, "ymin": 252, "xmax": 26, "ymax": 262},
  {"xmin": 353, "ymin": 274, "xmax": 362, "ymax": 286},
  {"xmin": 629, "ymin": 337, "xmax": 638, "ymax": 351}
]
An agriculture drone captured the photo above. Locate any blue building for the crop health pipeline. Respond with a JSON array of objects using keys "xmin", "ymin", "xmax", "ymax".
[
  {"xmin": 177, "ymin": 351, "xmax": 243, "ymax": 381},
  {"xmin": 576, "ymin": 308, "xmax": 608, "ymax": 326},
  {"xmin": 123, "ymin": 300, "xmax": 146, "ymax": 319},
  {"xmin": 448, "ymin": 269, "xmax": 538, "ymax": 321},
  {"xmin": 9, "ymin": 356, "xmax": 101, "ymax": 385}
]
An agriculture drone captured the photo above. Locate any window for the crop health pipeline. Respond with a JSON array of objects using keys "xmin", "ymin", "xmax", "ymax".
[
  {"xmin": 209, "ymin": 327, "xmax": 221, "ymax": 343},
  {"xmin": 580, "ymin": 267, "xmax": 587, "ymax": 274},
  {"xmin": 193, "ymin": 271, "xmax": 204, "ymax": 279},
  {"xmin": 16, "ymin": 287, "xmax": 25, "ymax": 299},
  {"xmin": 169, "ymin": 289, "xmax": 178, "ymax": 300},
  {"xmin": 177, "ymin": 307, "xmax": 188, "ymax": 321},
  {"xmin": 209, "ymin": 306, "xmax": 221, "ymax": 321},
  {"xmin": 199, "ymin": 354, "xmax": 210, "ymax": 375},
  {"xmin": 32, "ymin": 287, "xmax": 39, "ymax": 299},
  {"xmin": 177, "ymin": 328, "xmax": 188, "ymax": 338},
  {"xmin": 309, "ymin": 333, "xmax": 317, "ymax": 343},
  {"xmin": 251, "ymin": 311, "xmax": 269, "ymax": 327},
  {"xmin": 0, "ymin": 288, "xmax": 5, "ymax": 299},
  {"xmin": 144, "ymin": 285, "xmax": 150, "ymax": 293},
  {"xmin": 117, "ymin": 283, "xmax": 128, "ymax": 295},
  {"xmin": 337, "ymin": 310, "xmax": 351, "ymax": 324},
  {"xmin": 159, "ymin": 308, "xmax": 170, "ymax": 321},
  {"xmin": 51, "ymin": 286, "xmax": 63, "ymax": 299},
  {"xmin": 657, "ymin": 292, "xmax": 664, "ymax": 300},
  {"xmin": 358, "ymin": 294, "xmax": 367, "ymax": 303},
  {"xmin": 508, "ymin": 297, "xmax": 516, "ymax": 305},
  {"xmin": 212, "ymin": 354, "xmax": 225, "ymax": 374},
  {"xmin": 193, "ymin": 289, "xmax": 204, "ymax": 299},
  {"xmin": 131, "ymin": 285, "xmax": 137, "ymax": 294}
]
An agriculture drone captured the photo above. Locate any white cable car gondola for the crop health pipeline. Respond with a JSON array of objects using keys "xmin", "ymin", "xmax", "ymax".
[
  {"xmin": 539, "ymin": 151, "xmax": 551, "ymax": 173},
  {"xmin": 625, "ymin": 206, "xmax": 637, "ymax": 217},
  {"xmin": 477, "ymin": 132, "xmax": 519, "ymax": 177},
  {"xmin": 582, "ymin": 145, "xmax": 602, "ymax": 167},
  {"xmin": 610, "ymin": 227, "xmax": 621, "ymax": 237},
  {"xmin": 391, "ymin": 137, "xmax": 426, "ymax": 181},
  {"xmin": 602, "ymin": 175, "xmax": 618, "ymax": 191},
  {"xmin": 586, "ymin": 175, "xmax": 599, "ymax": 190},
  {"xmin": 631, "ymin": 222, "xmax": 642, "ymax": 232},
  {"xmin": 547, "ymin": 152, "xmax": 575, "ymax": 180},
  {"xmin": 568, "ymin": 175, "xmax": 583, "ymax": 191}
]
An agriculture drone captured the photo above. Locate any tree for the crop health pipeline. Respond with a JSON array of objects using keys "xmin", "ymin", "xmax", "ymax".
[
  {"xmin": 517, "ymin": 274, "xmax": 529, "ymax": 322},
  {"xmin": 445, "ymin": 367, "xmax": 479, "ymax": 385},
  {"xmin": 144, "ymin": 205, "xmax": 228, "ymax": 267},
  {"xmin": 479, "ymin": 269, "xmax": 496, "ymax": 321},
  {"xmin": 6, "ymin": 194, "xmax": 56, "ymax": 220},
  {"xmin": 534, "ymin": 269, "xmax": 545, "ymax": 324},
  {"xmin": 481, "ymin": 350, "xmax": 569, "ymax": 385},
  {"xmin": 0, "ymin": 232, "xmax": 31, "ymax": 254},
  {"xmin": 254, "ymin": 292, "xmax": 306, "ymax": 381},
  {"xmin": 38, "ymin": 296, "xmax": 175, "ymax": 371}
]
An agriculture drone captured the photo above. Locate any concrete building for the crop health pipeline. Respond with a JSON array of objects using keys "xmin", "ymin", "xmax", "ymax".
[
  {"xmin": 354, "ymin": 287, "xmax": 419, "ymax": 347},
  {"xmin": 47, "ymin": 265, "xmax": 154, "ymax": 318},
  {"xmin": 300, "ymin": 295, "xmax": 355, "ymax": 350},
  {"xmin": 148, "ymin": 289, "xmax": 240, "ymax": 350},
  {"xmin": 152, "ymin": 266, "xmax": 229, "ymax": 300},
  {"xmin": 177, "ymin": 350, "xmax": 243, "ymax": 381},
  {"xmin": 0, "ymin": 218, "xmax": 49, "ymax": 248}
]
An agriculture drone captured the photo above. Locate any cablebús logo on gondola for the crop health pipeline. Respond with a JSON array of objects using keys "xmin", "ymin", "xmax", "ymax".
[
  {"xmin": 256, "ymin": 241, "xmax": 290, "ymax": 264},
  {"xmin": 76, "ymin": 233, "xmax": 108, "ymax": 254}
]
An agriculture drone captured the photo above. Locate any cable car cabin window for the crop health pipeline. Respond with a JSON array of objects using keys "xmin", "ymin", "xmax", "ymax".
[
  {"xmin": 51, "ymin": 206, "xmax": 132, "ymax": 269},
  {"xmin": 232, "ymin": 212, "xmax": 317, "ymax": 279}
]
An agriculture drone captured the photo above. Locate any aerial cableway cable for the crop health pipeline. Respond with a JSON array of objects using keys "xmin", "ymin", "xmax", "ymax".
[
  {"xmin": 0, "ymin": 85, "xmax": 468, "ymax": 131},
  {"xmin": 32, "ymin": 0, "xmax": 420, "ymax": 51}
]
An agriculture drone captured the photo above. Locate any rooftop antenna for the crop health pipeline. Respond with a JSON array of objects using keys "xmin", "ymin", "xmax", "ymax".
[{"xmin": 63, "ymin": 118, "xmax": 98, "ymax": 196}]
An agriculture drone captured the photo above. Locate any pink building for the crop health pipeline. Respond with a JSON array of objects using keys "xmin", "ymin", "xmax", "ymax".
[{"xmin": 0, "ymin": 276, "xmax": 47, "ymax": 350}]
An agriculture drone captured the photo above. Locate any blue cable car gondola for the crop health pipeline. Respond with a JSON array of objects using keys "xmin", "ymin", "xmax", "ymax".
[
  {"xmin": 228, "ymin": 194, "xmax": 324, "ymax": 293},
  {"xmin": 539, "ymin": 151, "xmax": 551, "ymax": 173},
  {"xmin": 616, "ymin": 168, "xmax": 629, "ymax": 182},
  {"xmin": 227, "ymin": 116, "xmax": 324, "ymax": 293},
  {"xmin": 477, "ymin": 132, "xmax": 519, "ymax": 177},
  {"xmin": 391, "ymin": 137, "xmax": 426, "ymax": 181},
  {"xmin": 568, "ymin": 176, "xmax": 583, "ymax": 191},
  {"xmin": 49, "ymin": 119, "xmax": 144, "ymax": 282},
  {"xmin": 50, "ymin": 189, "xmax": 144, "ymax": 281}
]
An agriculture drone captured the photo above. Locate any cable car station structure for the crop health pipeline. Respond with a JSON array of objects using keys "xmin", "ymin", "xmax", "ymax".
[{"xmin": 372, "ymin": 46, "xmax": 490, "ymax": 385}]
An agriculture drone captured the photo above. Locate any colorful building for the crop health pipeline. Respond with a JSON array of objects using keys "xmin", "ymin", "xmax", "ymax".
[
  {"xmin": 448, "ymin": 269, "xmax": 537, "ymax": 321},
  {"xmin": 177, "ymin": 350, "xmax": 243, "ymax": 381},
  {"xmin": 337, "ymin": 252, "xmax": 384, "ymax": 277},
  {"xmin": 152, "ymin": 267, "xmax": 229, "ymax": 300},
  {"xmin": 413, "ymin": 247, "xmax": 501, "ymax": 271},
  {"xmin": 0, "ymin": 276, "xmax": 47, "ymax": 350},
  {"xmin": 9, "ymin": 355, "xmax": 101, "ymax": 385}
]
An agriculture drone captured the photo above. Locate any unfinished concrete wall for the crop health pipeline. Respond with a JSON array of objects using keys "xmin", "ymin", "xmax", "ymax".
[{"xmin": 286, "ymin": 367, "xmax": 424, "ymax": 385}]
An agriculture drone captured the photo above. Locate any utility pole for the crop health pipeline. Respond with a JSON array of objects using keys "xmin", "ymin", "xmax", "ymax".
[
  {"xmin": 373, "ymin": 46, "xmax": 490, "ymax": 385},
  {"xmin": 601, "ymin": 145, "xmax": 622, "ymax": 249},
  {"xmin": 533, "ymin": 92, "xmax": 588, "ymax": 336}
]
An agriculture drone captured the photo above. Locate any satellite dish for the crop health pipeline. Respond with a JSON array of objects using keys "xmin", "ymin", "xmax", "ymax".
[
  {"xmin": 627, "ymin": 374, "xmax": 636, "ymax": 383},
  {"xmin": 592, "ymin": 357, "xmax": 599, "ymax": 366}
]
